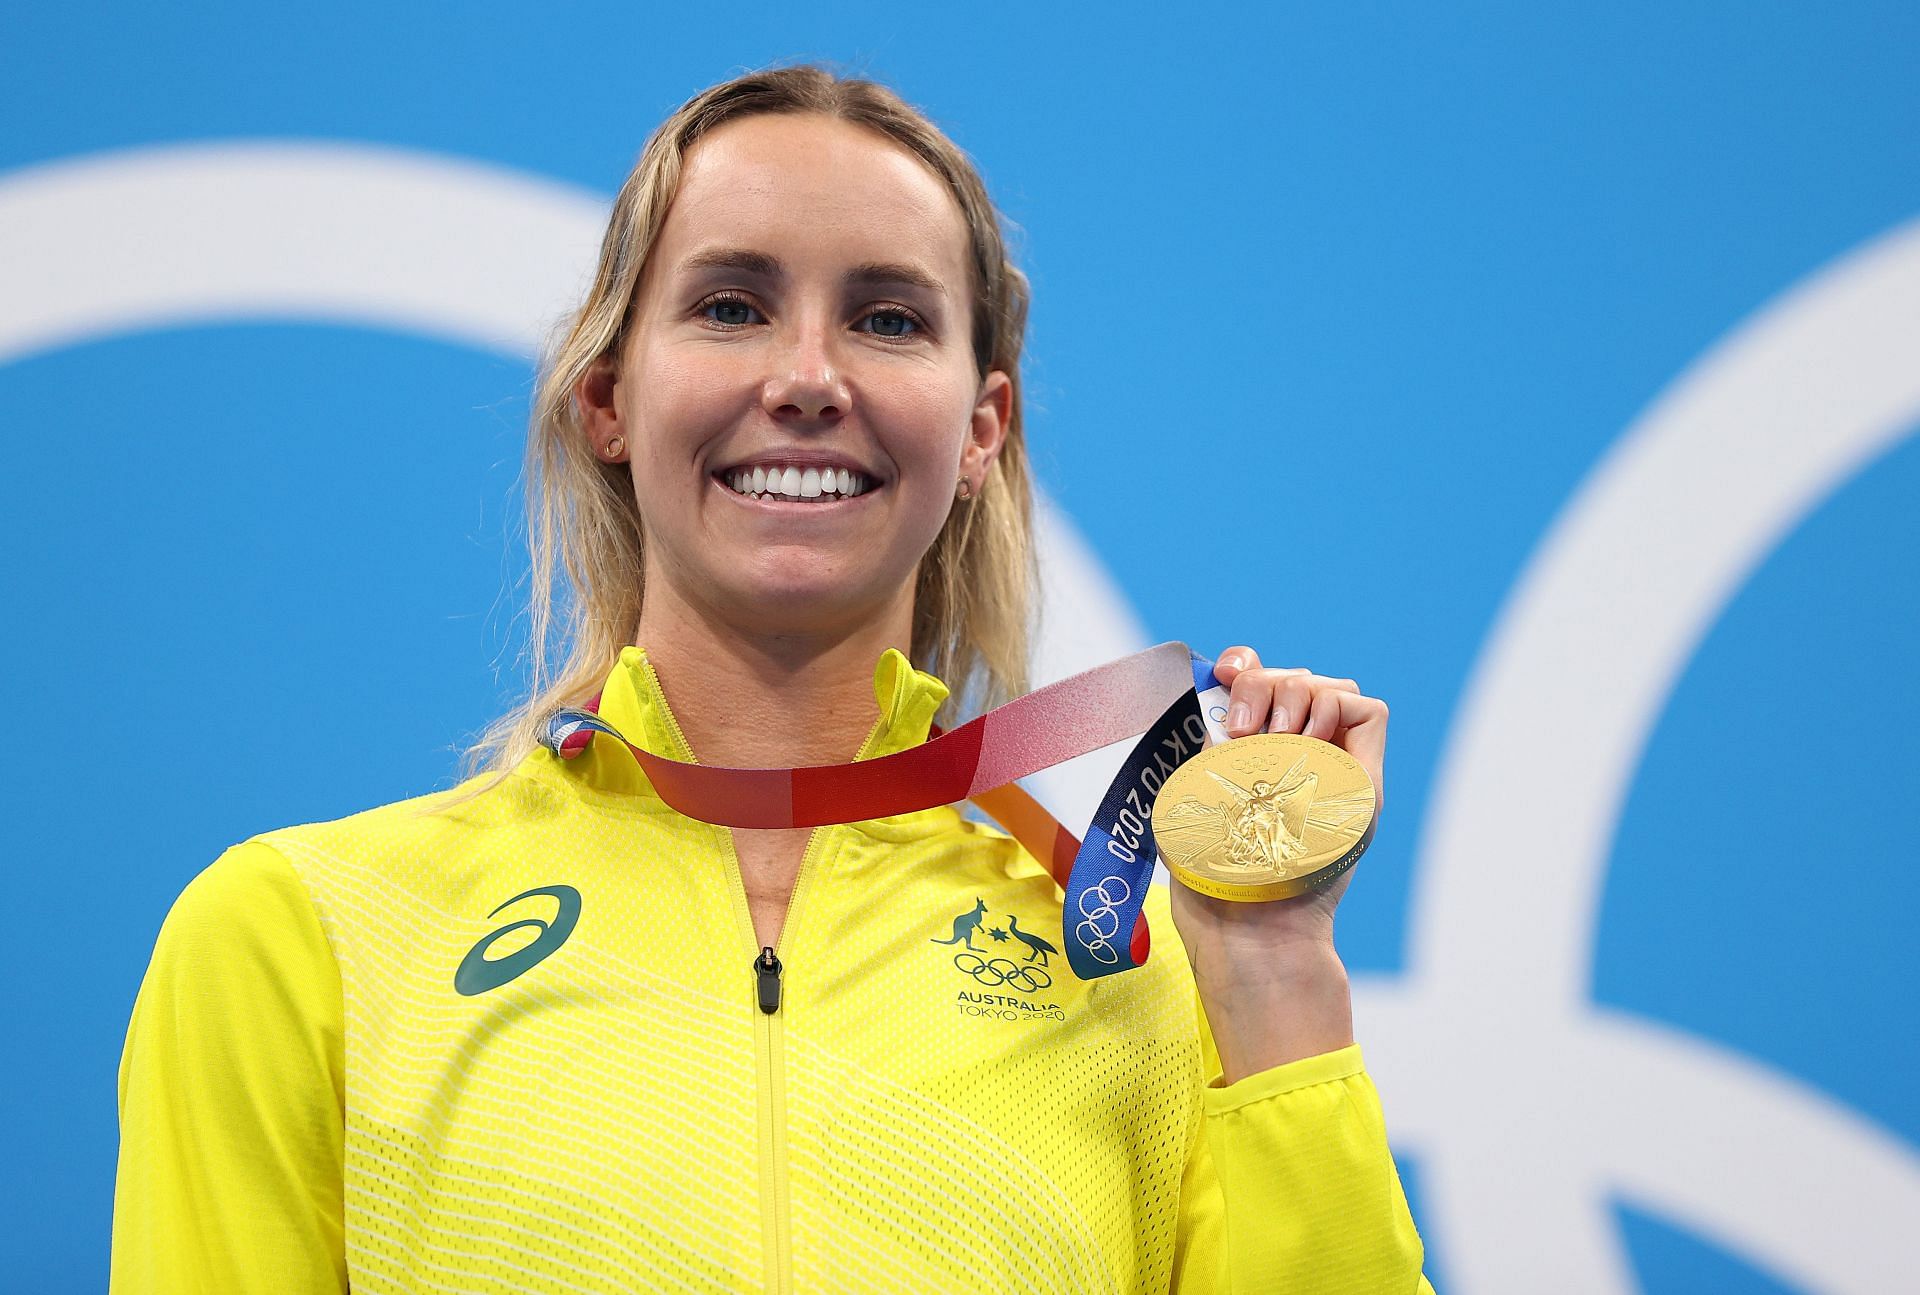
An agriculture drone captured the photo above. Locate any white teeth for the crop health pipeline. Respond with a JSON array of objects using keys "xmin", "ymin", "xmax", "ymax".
[{"xmin": 722, "ymin": 465, "xmax": 876, "ymax": 499}]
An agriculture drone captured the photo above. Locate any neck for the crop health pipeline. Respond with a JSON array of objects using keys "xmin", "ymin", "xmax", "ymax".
[{"xmin": 631, "ymin": 574, "xmax": 916, "ymax": 770}]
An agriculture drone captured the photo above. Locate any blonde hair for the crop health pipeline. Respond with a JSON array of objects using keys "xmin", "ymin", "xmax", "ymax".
[{"xmin": 455, "ymin": 62, "xmax": 1036, "ymax": 794}]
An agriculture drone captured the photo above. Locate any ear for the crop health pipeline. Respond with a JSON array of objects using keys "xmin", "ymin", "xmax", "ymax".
[
  {"xmin": 575, "ymin": 352, "xmax": 623, "ymax": 449},
  {"xmin": 961, "ymin": 368, "xmax": 1013, "ymax": 481}
]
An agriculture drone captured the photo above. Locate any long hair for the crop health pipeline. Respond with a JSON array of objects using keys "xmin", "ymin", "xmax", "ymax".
[{"xmin": 455, "ymin": 63, "xmax": 1036, "ymax": 794}]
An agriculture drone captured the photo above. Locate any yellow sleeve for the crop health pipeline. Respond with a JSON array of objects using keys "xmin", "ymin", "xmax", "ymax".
[
  {"xmin": 111, "ymin": 838, "xmax": 348, "ymax": 1294},
  {"xmin": 1170, "ymin": 997, "xmax": 1434, "ymax": 1293}
]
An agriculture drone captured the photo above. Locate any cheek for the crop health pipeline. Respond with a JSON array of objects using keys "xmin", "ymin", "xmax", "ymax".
[
  {"xmin": 891, "ymin": 453, "xmax": 967, "ymax": 559},
  {"xmin": 869, "ymin": 374, "xmax": 973, "ymax": 472},
  {"xmin": 622, "ymin": 349, "xmax": 737, "ymax": 460}
]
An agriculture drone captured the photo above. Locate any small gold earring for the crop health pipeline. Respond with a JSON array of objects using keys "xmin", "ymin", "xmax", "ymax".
[
  {"xmin": 955, "ymin": 476, "xmax": 974, "ymax": 501},
  {"xmin": 606, "ymin": 436, "xmax": 625, "ymax": 460}
]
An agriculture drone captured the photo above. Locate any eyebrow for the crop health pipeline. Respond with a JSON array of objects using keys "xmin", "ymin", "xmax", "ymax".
[{"xmin": 678, "ymin": 246, "xmax": 949, "ymax": 297}]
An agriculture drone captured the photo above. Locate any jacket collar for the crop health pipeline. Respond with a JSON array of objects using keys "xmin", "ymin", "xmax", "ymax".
[{"xmin": 565, "ymin": 644, "xmax": 952, "ymax": 804}]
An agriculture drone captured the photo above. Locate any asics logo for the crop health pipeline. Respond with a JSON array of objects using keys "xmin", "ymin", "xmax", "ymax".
[{"xmin": 455, "ymin": 884, "xmax": 581, "ymax": 996}]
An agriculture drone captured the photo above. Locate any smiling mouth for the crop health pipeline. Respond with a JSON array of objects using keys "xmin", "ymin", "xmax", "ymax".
[{"xmin": 716, "ymin": 464, "xmax": 877, "ymax": 502}]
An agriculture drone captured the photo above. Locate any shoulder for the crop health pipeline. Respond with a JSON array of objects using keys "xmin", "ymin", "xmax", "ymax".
[
  {"xmin": 155, "ymin": 838, "xmax": 331, "ymax": 971},
  {"xmin": 134, "ymin": 840, "xmax": 343, "ymax": 1062},
  {"xmin": 149, "ymin": 759, "xmax": 545, "ymax": 961},
  {"xmin": 124, "ymin": 842, "xmax": 346, "ymax": 1141},
  {"xmin": 164, "ymin": 838, "xmax": 313, "ymax": 941},
  {"xmin": 252, "ymin": 752, "xmax": 568, "ymax": 874}
]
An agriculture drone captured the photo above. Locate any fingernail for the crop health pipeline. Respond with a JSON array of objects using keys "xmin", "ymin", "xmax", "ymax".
[
  {"xmin": 1272, "ymin": 706, "xmax": 1290, "ymax": 732},
  {"xmin": 1227, "ymin": 701, "xmax": 1251, "ymax": 732}
]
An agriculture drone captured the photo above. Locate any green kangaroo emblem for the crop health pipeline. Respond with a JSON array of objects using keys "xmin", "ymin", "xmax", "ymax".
[
  {"xmin": 455, "ymin": 884, "xmax": 581, "ymax": 996},
  {"xmin": 933, "ymin": 900, "xmax": 1060, "ymax": 967},
  {"xmin": 930, "ymin": 897, "xmax": 990, "ymax": 951}
]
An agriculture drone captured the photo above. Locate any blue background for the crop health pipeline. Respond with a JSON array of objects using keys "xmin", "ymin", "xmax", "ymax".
[{"xmin": 3, "ymin": 5, "xmax": 1916, "ymax": 1291}]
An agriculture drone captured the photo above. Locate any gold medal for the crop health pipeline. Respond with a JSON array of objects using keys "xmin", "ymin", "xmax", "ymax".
[{"xmin": 1150, "ymin": 733, "xmax": 1377, "ymax": 901}]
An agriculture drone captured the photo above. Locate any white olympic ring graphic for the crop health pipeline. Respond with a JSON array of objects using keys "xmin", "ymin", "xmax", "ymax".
[
  {"xmin": 6, "ymin": 141, "xmax": 1915, "ymax": 1293},
  {"xmin": 1074, "ymin": 875, "xmax": 1133, "ymax": 965}
]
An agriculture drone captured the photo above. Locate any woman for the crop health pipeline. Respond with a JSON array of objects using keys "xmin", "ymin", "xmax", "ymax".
[{"xmin": 112, "ymin": 65, "xmax": 1432, "ymax": 1293}]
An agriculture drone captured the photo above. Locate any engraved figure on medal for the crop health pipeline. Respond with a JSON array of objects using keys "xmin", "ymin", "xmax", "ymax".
[
  {"xmin": 1224, "ymin": 759, "xmax": 1322, "ymax": 866},
  {"xmin": 1153, "ymin": 733, "xmax": 1378, "ymax": 900}
]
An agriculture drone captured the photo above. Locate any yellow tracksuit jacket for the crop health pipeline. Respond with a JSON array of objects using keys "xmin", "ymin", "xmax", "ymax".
[{"xmin": 112, "ymin": 646, "xmax": 1433, "ymax": 1293}]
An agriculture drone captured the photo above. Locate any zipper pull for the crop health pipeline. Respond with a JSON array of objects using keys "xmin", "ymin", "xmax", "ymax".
[{"xmin": 755, "ymin": 946, "xmax": 783, "ymax": 1015}]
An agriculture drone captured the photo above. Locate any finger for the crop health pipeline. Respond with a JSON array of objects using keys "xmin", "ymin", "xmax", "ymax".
[
  {"xmin": 1262, "ymin": 673, "xmax": 1360, "ymax": 733},
  {"xmin": 1304, "ymin": 686, "xmax": 1347, "ymax": 742},
  {"xmin": 1226, "ymin": 666, "xmax": 1318, "ymax": 735},
  {"xmin": 1211, "ymin": 645, "xmax": 1260, "ymax": 686},
  {"xmin": 1319, "ymin": 692, "xmax": 1390, "ymax": 797},
  {"xmin": 1224, "ymin": 668, "xmax": 1276, "ymax": 737},
  {"xmin": 1265, "ymin": 674, "xmax": 1332, "ymax": 733},
  {"xmin": 1304, "ymin": 688, "xmax": 1386, "ymax": 746}
]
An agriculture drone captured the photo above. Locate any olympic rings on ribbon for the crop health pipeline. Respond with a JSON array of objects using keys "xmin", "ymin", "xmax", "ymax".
[
  {"xmin": 953, "ymin": 952, "xmax": 1054, "ymax": 993},
  {"xmin": 1074, "ymin": 876, "xmax": 1132, "ymax": 966}
]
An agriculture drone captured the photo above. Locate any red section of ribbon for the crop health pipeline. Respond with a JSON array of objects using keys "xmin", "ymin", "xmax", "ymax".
[
  {"xmin": 560, "ymin": 643, "xmax": 1199, "ymax": 831},
  {"xmin": 636, "ymin": 750, "xmax": 795, "ymax": 828},
  {"xmin": 563, "ymin": 693, "xmax": 1082, "ymax": 883},
  {"xmin": 556, "ymin": 664, "xmax": 1181, "ymax": 976},
  {"xmin": 792, "ymin": 717, "xmax": 985, "ymax": 825}
]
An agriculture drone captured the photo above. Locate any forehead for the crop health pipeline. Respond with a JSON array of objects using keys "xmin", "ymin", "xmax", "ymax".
[{"xmin": 654, "ymin": 114, "xmax": 970, "ymax": 290}]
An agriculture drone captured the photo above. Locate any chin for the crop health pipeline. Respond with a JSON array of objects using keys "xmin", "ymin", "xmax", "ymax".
[{"xmin": 710, "ymin": 566, "xmax": 901, "ymax": 635}]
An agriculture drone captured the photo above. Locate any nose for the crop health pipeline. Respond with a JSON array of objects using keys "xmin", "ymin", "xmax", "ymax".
[{"xmin": 760, "ymin": 311, "xmax": 851, "ymax": 426}]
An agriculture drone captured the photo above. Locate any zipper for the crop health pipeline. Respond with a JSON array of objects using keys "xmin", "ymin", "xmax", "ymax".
[
  {"xmin": 721, "ymin": 822, "xmax": 828, "ymax": 1295},
  {"xmin": 636, "ymin": 653, "xmax": 802, "ymax": 1291},
  {"xmin": 636, "ymin": 655, "xmax": 699, "ymax": 759},
  {"xmin": 739, "ymin": 703, "xmax": 890, "ymax": 1293},
  {"xmin": 646, "ymin": 652, "xmax": 891, "ymax": 1295},
  {"xmin": 753, "ymin": 942, "xmax": 791, "ymax": 1295},
  {"xmin": 754, "ymin": 946, "xmax": 784, "ymax": 1014}
]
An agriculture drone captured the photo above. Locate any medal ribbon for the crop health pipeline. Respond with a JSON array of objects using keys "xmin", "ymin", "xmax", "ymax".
[{"xmin": 540, "ymin": 642, "xmax": 1232, "ymax": 980}]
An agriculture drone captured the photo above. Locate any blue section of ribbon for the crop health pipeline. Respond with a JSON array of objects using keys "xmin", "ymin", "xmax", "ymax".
[{"xmin": 1062, "ymin": 652, "xmax": 1224, "ymax": 979}]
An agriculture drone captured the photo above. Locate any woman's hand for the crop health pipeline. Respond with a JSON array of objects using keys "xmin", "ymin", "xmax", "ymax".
[{"xmin": 1167, "ymin": 644, "xmax": 1389, "ymax": 1082}]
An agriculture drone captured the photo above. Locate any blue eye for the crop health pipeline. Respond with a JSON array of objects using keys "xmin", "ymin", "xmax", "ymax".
[
  {"xmin": 863, "ymin": 307, "xmax": 921, "ymax": 338},
  {"xmin": 692, "ymin": 291, "xmax": 926, "ymax": 341},
  {"xmin": 698, "ymin": 292, "xmax": 759, "ymax": 327}
]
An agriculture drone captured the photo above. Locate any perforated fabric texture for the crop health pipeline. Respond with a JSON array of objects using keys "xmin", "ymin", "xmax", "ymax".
[{"xmin": 112, "ymin": 646, "xmax": 1430, "ymax": 1294}]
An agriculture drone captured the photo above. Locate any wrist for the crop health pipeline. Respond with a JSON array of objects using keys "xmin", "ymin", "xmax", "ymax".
[
  {"xmin": 1188, "ymin": 930, "xmax": 1343, "ymax": 997},
  {"xmin": 1195, "ymin": 943, "xmax": 1354, "ymax": 1082}
]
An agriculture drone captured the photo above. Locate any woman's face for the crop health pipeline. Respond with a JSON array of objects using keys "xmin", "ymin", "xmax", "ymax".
[{"xmin": 580, "ymin": 112, "xmax": 1012, "ymax": 642}]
